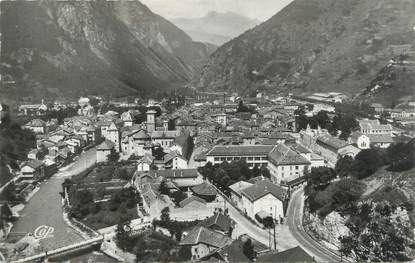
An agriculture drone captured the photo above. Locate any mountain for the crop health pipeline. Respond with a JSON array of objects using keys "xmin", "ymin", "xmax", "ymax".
[
  {"xmin": 196, "ymin": 0, "xmax": 415, "ymax": 98},
  {"xmin": 171, "ymin": 11, "xmax": 260, "ymax": 46},
  {"xmin": 358, "ymin": 55, "xmax": 415, "ymax": 107},
  {"xmin": 0, "ymin": 0, "xmax": 214, "ymax": 102}
]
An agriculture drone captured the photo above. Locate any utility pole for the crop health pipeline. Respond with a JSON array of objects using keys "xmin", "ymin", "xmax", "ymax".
[{"xmin": 273, "ymin": 218, "xmax": 277, "ymax": 250}]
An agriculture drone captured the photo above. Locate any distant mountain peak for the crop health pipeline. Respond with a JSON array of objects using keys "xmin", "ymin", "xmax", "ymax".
[{"xmin": 195, "ymin": 0, "xmax": 415, "ymax": 99}]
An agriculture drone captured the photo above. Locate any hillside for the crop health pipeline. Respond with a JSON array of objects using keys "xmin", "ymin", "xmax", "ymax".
[
  {"xmin": 0, "ymin": 1, "xmax": 213, "ymax": 102},
  {"xmin": 358, "ymin": 56, "xmax": 415, "ymax": 107},
  {"xmin": 196, "ymin": 0, "xmax": 415, "ymax": 97},
  {"xmin": 171, "ymin": 11, "xmax": 260, "ymax": 46}
]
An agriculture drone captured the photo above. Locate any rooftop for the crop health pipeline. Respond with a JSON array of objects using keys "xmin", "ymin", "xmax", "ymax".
[
  {"xmin": 200, "ymin": 213, "xmax": 233, "ymax": 233},
  {"xmin": 96, "ymin": 140, "xmax": 115, "ymax": 151},
  {"xmin": 268, "ymin": 144, "xmax": 311, "ymax": 166},
  {"xmin": 316, "ymin": 134, "xmax": 349, "ymax": 150},
  {"xmin": 179, "ymin": 196, "xmax": 207, "ymax": 208},
  {"xmin": 241, "ymin": 180, "xmax": 286, "ymax": 202},
  {"xmin": 206, "ymin": 145, "xmax": 274, "ymax": 157},
  {"xmin": 180, "ymin": 226, "xmax": 232, "ymax": 248},
  {"xmin": 191, "ymin": 182, "xmax": 217, "ymax": 196}
]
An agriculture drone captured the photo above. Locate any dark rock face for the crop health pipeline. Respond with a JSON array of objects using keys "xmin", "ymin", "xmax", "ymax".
[
  {"xmin": 196, "ymin": 0, "xmax": 415, "ymax": 98},
  {"xmin": 0, "ymin": 0, "xmax": 213, "ymax": 101}
]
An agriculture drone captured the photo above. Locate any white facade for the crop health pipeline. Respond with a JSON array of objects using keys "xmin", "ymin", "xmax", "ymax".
[
  {"xmin": 241, "ymin": 193, "xmax": 284, "ymax": 220},
  {"xmin": 356, "ymin": 134, "xmax": 370, "ymax": 149},
  {"xmin": 268, "ymin": 162, "xmax": 309, "ymax": 185},
  {"xmin": 97, "ymin": 149, "xmax": 111, "ymax": 163}
]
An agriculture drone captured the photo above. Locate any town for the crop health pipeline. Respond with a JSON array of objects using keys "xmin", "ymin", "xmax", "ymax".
[{"xmin": 0, "ymin": 89, "xmax": 414, "ymax": 262}]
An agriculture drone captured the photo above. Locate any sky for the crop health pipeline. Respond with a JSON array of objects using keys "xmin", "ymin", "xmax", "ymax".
[{"xmin": 140, "ymin": 0, "xmax": 294, "ymax": 21}]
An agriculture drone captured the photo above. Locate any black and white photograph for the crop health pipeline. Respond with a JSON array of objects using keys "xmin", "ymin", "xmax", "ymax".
[{"xmin": 0, "ymin": 0, "xmax": 414, "ymax": 262}]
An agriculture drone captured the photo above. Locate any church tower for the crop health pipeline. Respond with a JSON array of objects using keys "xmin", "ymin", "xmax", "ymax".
[{"xmin": 146, "ymin": 110, "xmax": 156, "ymax": 133}]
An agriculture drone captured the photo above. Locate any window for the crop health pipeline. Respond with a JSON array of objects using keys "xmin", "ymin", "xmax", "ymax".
[
  {"xmin": 255, "ymin": 157, "xmax": 261, "ymax": 161},
  {"xmin": 295, "ymin": 166, "xmax": 299, "ymax": 170}
]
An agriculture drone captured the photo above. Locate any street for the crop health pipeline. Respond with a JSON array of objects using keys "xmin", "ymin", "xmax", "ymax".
[
  {"xmin": 8, "ymin": 148, "xmax": 97, "ymax": 253},
  {"xmin": 286, "ymin": 188, "xmax": 343, "ymax": 262}
]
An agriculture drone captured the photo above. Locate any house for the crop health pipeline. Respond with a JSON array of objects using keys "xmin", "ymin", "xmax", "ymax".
[
  {"xmin": 200, "ymin": 213, "xmax": 234, "ymax": 235},
  {"xmin": 267, "ymin": 144, "xmax": 311, "ymax": 186},
  {"xmin": 191, "ymin": 182, "xmax": 217, "ymax": 202},
  {"xmin": 215, "ymin": 113, "xmax": 227, "ymax": 126},
  {"xmin": 18, "ymin": 100, "xmax": 48, "ymax": 116},
  {"xmin": 371, "ymin": 103, "xmax": 385, "ymax": 113},
  {"xmin": 43, "ymin": 159, "xmax": 58, "ymax": 178},
  {"xmin": 103, "ymin": 122, "xmax": 121, "ymax": 152},
  {"xmin": 23, "ymin": 119, "xmax": 47, "ymax": 134},
  {"xmin": 20, "ymin": 160, "xmax": 45, "ymax": 181},
  {"xmin": 206, "ymin": 145, "xmax": 274, "ymax": 167},
  {"xmin": 96, "ymin": 140, "xmax": 115, "ymax": 163},
  {"xmin": 193, "ymin": 152, "xmax": 207, "ymax": 167},
  {"xmin": 144, "ymin": 169, "xmax": 203, "ymax": 188},
  {"xmin": 350, "ymin": 132, "xmax": 394, "ymax": 149},
  {"xmin": 239, "ymin": 180, "xmax": 286, "ymax": 221},
  {"xmin": 137, "ymin": 154, "xmax": 154, "ymax": 172},
  {"xmin": 163, "ymin": 151, "xmax": 188, "ymax": 170},
  {"xmin": 27, "ymin": 149, "xmax": 42, "ymax": 160},
  {"xmin": 315, "ymin": 134, "xmax": 361, "ymax": 165},
  {"xmin": 121, "ymin": 111, "xmax": 134, "ymax": 127},
  {"xmin": 180, "ymin": 226, "xmax": 232, "ymax": 260},
  {"xmin": 229, "ymin": 181, "xmax": 254, "ymax": 207},
  {"xmin": 359, "ymin": 119, "xmax": 392, "ymax": 135}
]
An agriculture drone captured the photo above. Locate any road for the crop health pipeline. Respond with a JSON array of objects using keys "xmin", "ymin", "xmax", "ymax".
[
  {"xmin": 9, "ymin": 148, "xmax": 97, "ymax": 253},
  {"xmin": 286, "ymin": 188, "xmax": 343, "ymax": 262}
]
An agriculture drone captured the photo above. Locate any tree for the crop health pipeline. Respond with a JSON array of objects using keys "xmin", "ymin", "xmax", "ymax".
[
  {"xmin": 242, "ymin": 238, "xmax": 255, "ymax": 260},
  {"xmin": 152, "ymin": 146, "xmax": 165, "ymax": 160},
  {"xmin": 335, "ymin": 155, "xmax": 354, "ymax": 177},
  {"xmin": 252, "ymin": 165, "xmax": 261, "ymax": 178},
  {"xmin": 177, "ymin": 246, "xmax": 192, "ymax": 261},
  {"xmin": 260, "ymin": 165, "xmax": 271, "ymax": 179},
  {"xmin": 352, "ymin": 149, "xmax": 384, "ymax": 179},
  {"xmin": 159, "ymin": 180, "xmax": 170, "ymax": 195},
  {"xmin": 115, "ymin": 218, "xmax": 134, "ymax": 251},
  {"xmin": 161, "ymin": 207, "xmax": 170, "ymax": 222},
  {"xmin": 107, "ymin": 150, "xmax": 119, "ymax": 163},
  {"xmin": 133, "ymin": 234, "xmax": 148, "ymax": 261}
]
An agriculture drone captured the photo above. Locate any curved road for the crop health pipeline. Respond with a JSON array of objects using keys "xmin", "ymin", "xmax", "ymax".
[{"xmin": 287, "ymin": 188, "xmax": 345, "ymax": 262}]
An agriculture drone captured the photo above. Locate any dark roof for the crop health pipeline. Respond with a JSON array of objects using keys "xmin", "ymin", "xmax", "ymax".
[
  {"xmin": 257, "ymin": 246, "xmax": 314, "ymax": 262},
  {"xmin": 96, "ymin": 140, "xmax": 115, "ymax": 150},
  {"xmin": 179, "ymin": 196, "xmax": 207, "ymax": 208},
  {"xmin": 206, "ymin": 239, "xmax": 251, "ymax": 263},
  {"xmin": 316, "ymin": 134, "xmax": 349, "ymax": 150},
  {"xmin": 241, "ymin": 180, "xmax": 286, "ymax": 202},
  {"xmin": 268, "ymin": 144, "xmax": 310, "ymax": 166},
  {"xmin": 191, "ymin": 182, "xmax": 217, "ymax": 196},
  {"xmin": 164, "ymin": 151, "xmax": 186, "ymax": 163},
  {"xmin": 367, "ymin": 134, "xmax": 394, "ymax": 144},
  {"xmin": 207, "ymin": 145, "xmax": 274, "ymax": 157},
  {"xmin": 200, "ymin": 213, "xmax": 233, "ymax": 233},
  {"xmin": 21, "ymin": 159, "xmax": 44, "ymax": 169},
  {"xmin": 148, "ymin": 169, "xmax": 200, "ymax": 179},
  {"xmin": 180, "ymin": 226, "xmax": 231, "ymax": 248},
  {"xmin": 290, "ymin": 143, "xmax": 311, "ymax": 154}
]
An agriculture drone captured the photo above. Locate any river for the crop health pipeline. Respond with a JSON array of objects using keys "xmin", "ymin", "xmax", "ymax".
[{"xmin": 9, "ymin": 148, "xmax": 97, "ymax": 253}]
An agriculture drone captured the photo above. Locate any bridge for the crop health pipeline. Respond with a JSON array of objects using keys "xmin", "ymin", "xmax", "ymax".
[{"xmin": 10, "ymin": 236, "xmax": 104, "ymax": 263}]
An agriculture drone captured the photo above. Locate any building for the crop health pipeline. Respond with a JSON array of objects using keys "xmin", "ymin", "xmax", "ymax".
[
  {"xmin": 18, "ymin": 100, "xmax": 48, "ymax": 116},
  {"xmin": 23, "ymin": 119, "xmax": 47, "ymax": 134},
  {"xmin": 180, "ymin": 226, "xmax": 232, "ymax": 260},
  {"xmin": 206, "ymin": 145, "xmax": 274, "ymax": 167},
  {"xmin": 215, "ymin": 113, "xmax": 227, "ymax": 127},
  {"xmin": 350, "ymin": 132, "xmax": 394, "ymax": 149},
  {"xmin": 359, "ymin": 119, "xmax": 392, "ymax": 135},
  {"xmin": 191, "ymin": 182, "xmax": 217, "ymax": 202},
  {"xmin": 229, "ymin": 181, "xmax": 254, "ymax": 208},
  {"xmin": 371, "ymin": 103, "xmax": 385, "ymax": 113},
  {"xmin": 143, "ymin": 169, "xmax": 203, "ymax": 188},
  {"xmin": 267, "ymin": 144, "xmax": 311, "ymax": 186},
  {"xmin": 20, "ymin": 160, "xmax": 45, "ymax": 181},
  {"xmin": 200, "ymin": 213, "xmax": 234, "ymax": 235},
  {"xmin": 137, "ymin": 154, "xmax": 154, "ymax": 172},
  {"xmin": 239, "ymin": 180, "xmax": 286, "ymax": 221},
  {"xmin": 163, "ymin": 151, "xmax": 188, "ymax": 170},
  {"xmin": 121, "ymin": 111, "xmax": 134, "ymax": 127},
  {"xmin": 105, "ymin": 122, "xmax": 121, "ymax": 152},
  {"xmin": 146, "ymin": 110, "xmax": 157, "ymax": 133},
  {"xmin": 96, "ymin": 140, "xmax": 115, "ymax": 163},
  {"xmin": 316, "ymin": 134, "xmax": 361, "ymax": 164}
]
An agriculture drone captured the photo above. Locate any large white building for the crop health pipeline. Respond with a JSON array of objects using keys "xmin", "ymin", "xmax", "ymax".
[
  {"xmin": 205, "ymin": 145, "xmax": 274, "ymax": 167},
  {"xmin": 230, "ymin": 179, "xmax": 286, "ymax": 221},
  {"xmin": 267, "ymin": 144, "xmax": 311, "ymax": 186}
]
